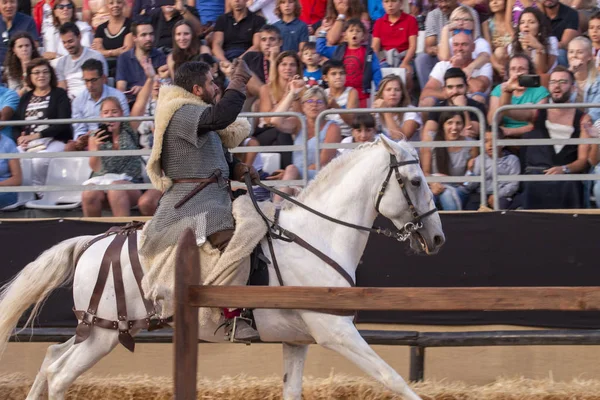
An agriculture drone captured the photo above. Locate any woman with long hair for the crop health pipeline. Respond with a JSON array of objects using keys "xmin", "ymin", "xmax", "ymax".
[
  {"xmin": 91, "ymin": 0, "xmax": 132, "ymax": 60},
  {"xmin": 373, "ymin": 74, "xmax": 421, "ymax": 140},
  {"xmin": 14, "ymin": 58, "xmax": 72, "ymax": 187},
  {"xmin": 167, "ymin": 20, "xmax": 201, "ymax": 79},
  {"xmin": 508, "ymin": 7, "xmax": 558, "ymax": 75},
  {"xmin": 3, "ymin": 32, "xmax": 40, "ymax": 96},
  {"xmin": 43, "ymin": 0, "xmax": 93, "ymax": 60},
  {"xmin": 322, "ymin": 0, "xmax": 370, "ymax": 45},
  {"xmin": 421, "ymin": 111, "xmax": 475, "ymax": 210}
]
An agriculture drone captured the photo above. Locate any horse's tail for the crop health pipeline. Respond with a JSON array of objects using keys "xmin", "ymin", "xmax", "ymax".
[{"xmin": 0, "ymin": 235, "xmax": 92, "ymax": 359}]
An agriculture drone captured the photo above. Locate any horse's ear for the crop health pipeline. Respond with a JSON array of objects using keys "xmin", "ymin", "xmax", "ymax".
[{"xmin": 379, "ymin": 134, "xmax": 397, "ymax": 155}]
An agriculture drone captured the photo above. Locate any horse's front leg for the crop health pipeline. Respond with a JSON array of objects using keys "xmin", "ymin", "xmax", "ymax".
[
  {"xmin": 302, "ymin": 313, "xmax": 422, "ymax": 400},
  {"xmin": 282, "ymin": 342, "xmax": 308, "ymax": 400}
]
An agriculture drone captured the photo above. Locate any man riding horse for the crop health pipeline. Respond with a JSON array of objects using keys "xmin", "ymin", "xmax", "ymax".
[{"xmin": 140, "ymin": 58, "xmax": 261, "ymax": 341}]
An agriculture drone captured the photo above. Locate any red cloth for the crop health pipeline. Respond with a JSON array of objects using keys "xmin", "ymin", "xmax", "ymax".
[
  {"xmin": 299, "ymin": 0, "xmax": 327, "ymax": 26},
  {"xmin": 33, "ymin": 0, "xmax": 54, "ymax": 36},
  {"xmin": 372, "ymin": 12, "xmax": 418, "ymax": 53},
  {"xmin": 343, "ymin": 46, "xmax": 368, "ymax": 100},
  {"xmin": 223, "ymin": 308, "xmax": 241, "ymax": 319}
]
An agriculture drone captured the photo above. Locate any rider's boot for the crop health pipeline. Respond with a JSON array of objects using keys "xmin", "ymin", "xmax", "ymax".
[{"xmin": 223, "ymin": 309, "xmax": 260, "ymax": 342}]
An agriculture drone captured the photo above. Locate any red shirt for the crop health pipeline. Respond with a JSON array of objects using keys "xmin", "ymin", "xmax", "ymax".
[
  {"xmin": 299, "ymin": 0, "xmax": 327, "ymax": 25},
  {"xmin": 344, "ymin": 46, "xmax": 368, "ymax": 100},
  {"xmin": 372, "ymin": 12, "xmax": 418, "ymax": 53}
]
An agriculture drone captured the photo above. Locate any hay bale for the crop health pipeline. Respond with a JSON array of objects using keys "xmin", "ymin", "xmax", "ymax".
[{"xmin": 3, "ymin": 373, "xmax": 600, "ymax": 399}]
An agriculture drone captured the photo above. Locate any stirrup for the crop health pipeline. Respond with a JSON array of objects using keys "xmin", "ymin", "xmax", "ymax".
[{"xmin": 225, "ymin": 316, "xmax": 258, "ymax": 345}]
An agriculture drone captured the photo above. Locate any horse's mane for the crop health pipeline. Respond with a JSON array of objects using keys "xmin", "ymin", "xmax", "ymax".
[{"xmin": 284, "ymin": 139, "xmax": 384, "ymax": 209}]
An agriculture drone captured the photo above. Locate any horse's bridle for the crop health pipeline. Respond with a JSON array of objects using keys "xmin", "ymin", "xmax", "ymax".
[{"xmin": 374, "ymin": 154, "xmax": 439, "ymax": 242}]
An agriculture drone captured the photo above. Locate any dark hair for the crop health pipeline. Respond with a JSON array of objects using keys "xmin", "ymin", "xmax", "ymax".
[
  {"xmin": 259, "ymin": 24, "xmax": 282, "ymax": 39},
  {"xmin": 302, "ymin": 41, "xmax": 316, "ymax": 52},
  {"xmin": 443, "ymin": 67, "xmax": 467, "ymax": 85},
  {"xmin": 434, "ymin": 111, "xmax": 465, "ymax": 176},
  {"xmin": 511, "ymin": 7, "xmax": 550, "ymax": 55},
  {"xmin": 351, "ymin": 113, "xmax": 376, "ymax": 130},
  {"xmin": 81, "ymin": 58, "xmax": 104, "ymax": 76},
  {"xmin": 274, "ymin": 0, "xmax": 302, "ymax": 19},
  {"xmin": 590, "ymin": 10, "xmax": 600, "ymax": 22},
  {"xmin": 174, "ymin": 61, "xmax": 212, "ymax": 93},
  {"xmin": 3, "ymin": 32, "xmax": 40, "ymax": 84},
  {"xmin": 551, "ymin": 64, "xmax": 575, "ymax": 84},
  {"xmin": 507, "ymin": 53, "xmax": 535, "ymax": 75},
  {"xmin": 59, "ymin": 21, "xmax": 80, "ymax": 36},
  {"xmin": 325, "ymin": 0, "xmax": 364, "ymax": 21},
  {"xmin": 52, "ymin": 0, "xmax": 77, "ymax": 27},
  {"xmin": 172, "ymin": 20, "xmax": 201, "ymax": 73},
  {"xmin": 322, "ymin": 59, "xmax": 345, "ymax": 75},
  {"xmin": 343, "ymin": 18, "xmax": 366, "ymax": 33},
  {"xmin": 131, "ymin": 18, "xmax": 153, "ymax": 36},
  {"xmin": 25, "ymin": 58, "xmax": 58, "ymax": 89}
]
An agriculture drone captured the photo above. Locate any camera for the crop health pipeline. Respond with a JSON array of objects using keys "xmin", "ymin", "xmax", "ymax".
[
  {"xmin": 518, "ymin": 74, "xmax": 541, "ymax": 88},
  {"xmin": 97, "ymin": 123, "xmax": 112, "ymax": 144}
]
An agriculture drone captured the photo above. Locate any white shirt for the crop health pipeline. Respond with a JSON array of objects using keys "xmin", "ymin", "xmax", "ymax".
[
  {"xmin": 430, "ymin": 60, "xmax": 493, "ymax": 94},
  {"xmin": 55, "ymin": 47, "xmax": 109, "ymax": 99},
  {"xmin": 43, "ymin": 20, "xmax": 93, "ymax": 57},
  {"xmin": 248, "ymin": 0, "xmax": 278, "ymax": 24},
  {"xmin": 376, "ymin": 106, "xmax": 423, "ymax": 141},
  {"xmin": 508, "ymin": 36, "xmax": 560, "ymax": 73}
]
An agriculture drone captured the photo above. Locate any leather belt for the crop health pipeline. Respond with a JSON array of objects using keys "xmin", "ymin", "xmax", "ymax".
[{"xmin": 172, "ymin": 171, "xmax": 224, "ymax": 209}]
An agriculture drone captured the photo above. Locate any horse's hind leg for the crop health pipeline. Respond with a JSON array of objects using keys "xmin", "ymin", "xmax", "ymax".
[
  {"xmin": 26, "ymin": 337, "xmax": 76, "ymax": 400},
  {"xmin": 46, "ymin": 328, "xmax": 119, "ymax": 400},
  {"xmin": 303, "ymin": 314, "xmax": 422, "ymax": 400},
  {"xmin": 282, "ymin": 342, "xmax": 308, "ymax": 400}
]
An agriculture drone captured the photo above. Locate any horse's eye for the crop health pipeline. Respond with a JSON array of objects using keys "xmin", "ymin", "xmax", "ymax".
[{"xmin": 411, "ymin": 179, "xmax": 422, "ymax": 187}]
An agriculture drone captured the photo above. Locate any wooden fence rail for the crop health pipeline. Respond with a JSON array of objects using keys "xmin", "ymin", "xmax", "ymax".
[{"xmin": 173, "ymin": 228, "xmax": 600, "ymax": 399}]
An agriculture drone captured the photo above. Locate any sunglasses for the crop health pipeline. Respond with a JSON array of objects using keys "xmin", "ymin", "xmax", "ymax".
[
  {"xmin": 303, "ymin": 99, "xmax": 325, "ymax": 105},
  {"xmin": 56, "ymin": 3, "xmax": 74, "ymax": 9},
  {"xmin": 453, "ymin": 29, "xmax": 473, "ymax": 35}
]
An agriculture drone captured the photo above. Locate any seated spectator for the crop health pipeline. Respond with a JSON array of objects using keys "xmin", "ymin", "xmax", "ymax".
[
  {"xmin": 167, "ymin": 20, "xmax": 203, "ymax": 79},
  {"xmin": 488, "ymin": 54, "xmax": 549, "ymax": 137},
  {"xmin": 506, "ymin": 0, "xmax": 535, "ymax": 30},
  {"xmin": 3, "ymin": 32, "xmax": 40, "ymax": 96},
  {"xmin": 212, "ymin": 0, "xmax": 266, "ymax": 62},
  {"xmin": 0, "ymin": 0, "xmax": 39, "ymax": 66},
  {"xmin": 116, "ymin": 19, "xmax": 167, "ymax": 100},
  {"xmin": 43, "ymin": 0, "xmax": 93, "ymax": 60},
  {"xmin": 542, "ymin": 0, "xmax": 579, "ymax": 67},
  {"xmin": 371, "ymin": 0, "xmax": 418, "ymax": 83},
  {"xmin": 0, "ymin": 132, "xmax": 21, "ymax": 208},
  {"xmin": 415, "ymin": 0, "xmax": 480, "ymax": 89},
  {"xmin": 422, "ymin": 68, "xmax": 486, "ymax": 140},
  {"xmin": 301, "ymin": 42, "xmax": 322, "ymax": 86},
  {"xmin": 421, "ymin": 111, "xmax": 476, "ymax": 211},
  {"xmin": 14, "ymin": 58, "xmax": 71, "ymax": 186},
  {"xmin": 83, "ymin": 0, "xmax": 132, "ymax": 30},
  {"xmin": 56, "ymin": 22, "xmax": 108, "ymax": 100},
  {"xmin": 483, "ymin": 0, "xmax": 513, "ymax": 78},
  {"xmin": 241, "ymin": 24, "xmax": 282, "ymax": 96},
  {"xmin": 133, "ymin": 0, "xmax": 159, "ymax": 16},
  {"xmin": 323, "ymin": 59, "xmax": 359, "ymax": 137},
  {"xmin": 148, "ymin": 0, "xmax": 203, "ymax": 55},
  {"xmin": 507, "ymin": 8, "xmax": 559, "ymax": 75},
  {"xmin": 321, "ymin": 0, "xmax": 370, "ymax": 46},
  {"xmin": 270, "ymin": 84, "xmax": 341, "ymax": 189},
  {"xmin": 317, "ymin": 18, "xmax": 382, "ymax": 108},
  {"xmin": 256, "ymin": 51, "xmax": 303, "ymax": 167},
  {"xmin": 82, "ymin": 96, "xmax": 145, "ymax": 217},
  {"xmin": 92, "ymin": 0, "xmax": 133, "ymax": 72},
  {"xmin": 71, "ymin": 59, "xmax": 129, "ymax": 145},
  {"xmin": 438, "ymin": 7, "xmax": 492, "ymax": 83},
  {"xmin": 568, "ymin": 36, "xmax": 600, "ymax": 122},
  {"xmin": 420, "ymin": 31, "xmax": 492, "ymax": 107},
  {"xmin": 588, "ymin": 11, "xmax": 600, "ymax": 67},
  {"xmin": 517, "ymin": 66, "xmax": 590, "ymax": 209},
  {"xmin": 373, "ymin": 74, "xmax": 421, "ymax": 140},
  {"xmin": 585, "ymin": 118, "xmax": 600, "ymax": 208},
  {"xmin": 338, "ymin": 113, "xmax": 378, "ymax": 155},
  {"xmin": 0, "ymin": 83, "xmax": 19, "ymax": 140},
  {"xmin": 463, "ymin": 129, "xmax": 520, "ymax": 210},
  {"xmin": 273, "ymin": 0, "xmax": 308, "ymax": 53}
]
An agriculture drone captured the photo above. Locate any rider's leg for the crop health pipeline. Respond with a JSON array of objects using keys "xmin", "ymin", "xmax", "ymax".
[
  {"xmin": 26, "ymin": 337, "xmax": 76, "ymax": 400},
  {"xmin": 207, "ymin": 229, "xmax": 235, "ymax": 252},
  {"xmin": 302, "ymin": 312, "xmax": 422, "ymax": 400},
  {"xmin": 282, "ymin": 342, "xmax": 308, "ymax": 400}
]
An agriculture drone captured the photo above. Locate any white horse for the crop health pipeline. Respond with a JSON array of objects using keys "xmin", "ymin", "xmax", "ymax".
[{"xmin": 0, "ymin": 136, "xmax": 444, "ymax": 400}]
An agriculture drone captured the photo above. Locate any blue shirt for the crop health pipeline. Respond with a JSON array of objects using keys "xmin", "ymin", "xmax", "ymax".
[
  {"xmin": 0, "ymin": 86, "xmax": 19, "ymax": 139},
  {"xmin": 0, "ymin": 133, "xmax": 17, "ymax": 182},
  {"xmin": 196, "ymin": 0, "xmax": 224, "ymax": 24},
  {"xmin": 72, "ymin": 84, "xmax": 131, "ymax": 138},
  {"xmin": 115, "ymin": 49, "xmax": 166, "ymax": 90},
  {"xmin": 0, "ymin": 13, "xmax": 39, "ymax": 65},
  {"xmin": 273, "ymin": 19, "xmax": 309, "ymax": 52}
]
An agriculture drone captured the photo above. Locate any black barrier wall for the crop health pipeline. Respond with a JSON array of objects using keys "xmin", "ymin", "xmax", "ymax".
[{"xmin": 2, "ymin": 213, "xmax": 600, "ymax": 328}]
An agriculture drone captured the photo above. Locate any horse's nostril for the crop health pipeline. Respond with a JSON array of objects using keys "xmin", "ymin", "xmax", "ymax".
[{"xmin": 434, "ymin": 235, "xmax": 444, "ymax": 247}]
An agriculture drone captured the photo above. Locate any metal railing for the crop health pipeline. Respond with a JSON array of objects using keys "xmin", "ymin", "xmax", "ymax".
[{"xmin": 491, "ymin": 103, "xmax": 600, "ymax": 210}]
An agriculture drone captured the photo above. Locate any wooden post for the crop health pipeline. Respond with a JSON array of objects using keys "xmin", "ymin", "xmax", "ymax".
[{"xmin": 174, "ymin": 229, "xmax": 199, "ymax": 400}]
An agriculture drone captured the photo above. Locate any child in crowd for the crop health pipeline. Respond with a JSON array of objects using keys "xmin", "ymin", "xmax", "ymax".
[
  {"xmin": 323, "ymin": 60, "xmax": 359, "ymax": 137},
  {"xmin": 273, "ymin": 0, "xmax": 309, "ymax": 53},
  {"xmin": 463, "ymin": 130, "xmax": 521, "ymax": 210},
  {"xmin": 339, "ymin": 114, "xmax": 378, "ymax": 155},
  {"xmin": 301, "ymin": 42, "xmax": 323, "ymax": 86},
  {"xmin": 317, "ymin": 18, "xmax": 382, "ymax": 108},
  {"xmin": 588, "ymin": 11, "xmax": 600, "ymax": 68}
]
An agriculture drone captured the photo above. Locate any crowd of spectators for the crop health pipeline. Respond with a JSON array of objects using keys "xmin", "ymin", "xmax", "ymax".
[{"xmin": 0, "ymin": 0, "xmax": 599, "ymax": 215}]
